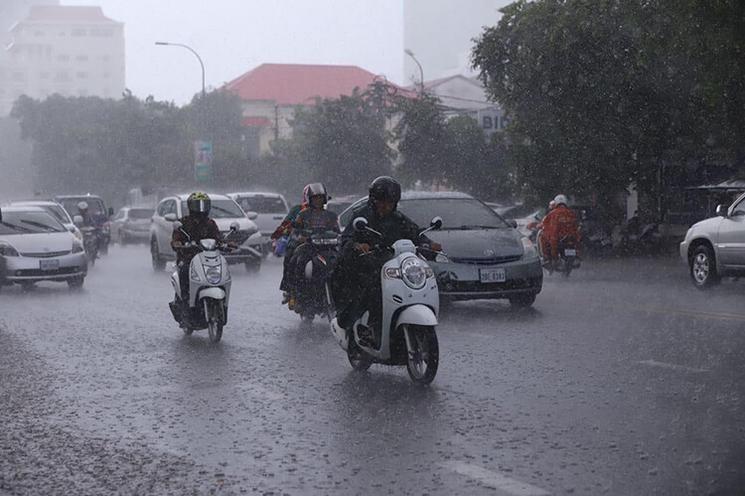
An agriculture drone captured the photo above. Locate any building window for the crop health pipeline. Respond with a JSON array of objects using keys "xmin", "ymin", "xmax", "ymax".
[
  {"xmin": 71, "ymin": 29, "xmax": 86, "ymax": 37},
  {"xmin": 54, "ymin": 71, "xmax": 70, "ymax": 82},
  {"xmin": 39, "ymin": 72, "xmax": 50, "ymax": 79},
  {"xmin": 75, "ymin": 55, "xmax": 89, "ymax": 62},
  {"xmin": 90, "ymin": 29, "xmax": 114, "ymax": 37},
  {"xmin": 57, "ymin": 54, "xmax": 70, "ymax": 62},
  {"xmin": 482, "ymin": 116, "xmax": 493, "ymax": 129},
  {"xmin": 76, "ymin": 72, "xmax": 88, "ymax": 79}
]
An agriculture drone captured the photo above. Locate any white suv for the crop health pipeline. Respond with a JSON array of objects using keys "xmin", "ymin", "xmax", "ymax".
[
  {"xmin": 227, "ymin": 192, "xmax": 289, "ymax": 254},
  {"xmin": 680, "ymin": 191, "xmax": 745, "ymax": 288},
  {"xmin": 150, "ymin": 194, "xmax": 264, "ymax": 273}
]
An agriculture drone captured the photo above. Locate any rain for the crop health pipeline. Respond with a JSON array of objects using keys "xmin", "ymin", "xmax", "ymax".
[{"xmin": 1, "ymin": 1, "xmax": 744, "ymax": 495}]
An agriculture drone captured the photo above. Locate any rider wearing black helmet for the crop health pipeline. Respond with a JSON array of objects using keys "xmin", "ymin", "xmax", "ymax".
[
  {"xmin": 332, "ymin": 177, "xmax": 442, "ymax": 341},
  {"xmin": 171, "ymin": 192, "xmax": 223, "ymax": 314}
]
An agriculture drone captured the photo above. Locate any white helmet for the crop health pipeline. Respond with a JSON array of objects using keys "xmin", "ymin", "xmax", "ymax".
[
  {"xmin": 77, "ymin": 201, "xmax": 89, "ymax": 211},
  {"xmin": 553, "ymin": 194, "xmax": 568, "ymax": 206}
]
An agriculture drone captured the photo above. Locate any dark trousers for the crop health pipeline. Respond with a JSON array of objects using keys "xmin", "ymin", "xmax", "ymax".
[
  {"xmin": 178, "ymin": 262, "xmax": 190, "ymax": 304},
  {"xmin": 333, "ymin": 253, "xmax": 383, "ymax": 329},
  {"xmin": 280, "ymin": 244, "xmax": 297, "ymax": 293}
]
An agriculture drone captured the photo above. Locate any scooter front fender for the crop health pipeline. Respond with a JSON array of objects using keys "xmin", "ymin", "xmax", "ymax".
[
  {"xmin": 198, "ymin": 287, "xmax": 226, "ymax": 301},
  {"xmin": 395, "ymin": 304, "xmax": 438, "ymax": 328}
]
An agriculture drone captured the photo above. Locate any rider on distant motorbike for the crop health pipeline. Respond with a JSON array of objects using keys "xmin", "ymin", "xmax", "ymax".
[
  {"xmin": 171, "ymin": 192, "xmax": 224, "ymax": 316},
  {"xmin": 332, "ymin": 176, "xmax": 441, "ymax": 346},
  {"xmin": 287, "ymin": 183, "xmax": 340, "ymax": 310},
  {"xmin": 273, "ymin": 184, "xmax": 311, "ymax": 306},
  {"xmin": 540, "ymin": 194, "xmax": 580, "ymax": 267},
  {"xmin": 77, "ymin": 201, "xmax": 95, "ymax": 227}
]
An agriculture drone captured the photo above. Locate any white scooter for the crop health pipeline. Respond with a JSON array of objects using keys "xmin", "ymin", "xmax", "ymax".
[
  {"xmin": 331, "ymin": 216, "xmax": 443, "ymax": 384},
  {"xmin": 168, "ymin": 222, "xmax": 236, "ymax": 343}
]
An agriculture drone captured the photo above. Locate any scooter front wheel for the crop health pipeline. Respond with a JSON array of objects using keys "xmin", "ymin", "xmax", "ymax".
[
  {"xmin": 204, "ymin": 299, "xmax": 224, "ymax": 343},
  {"xmin": 405, "ymin": 325, "xmax": 439, "ymax": 384}
]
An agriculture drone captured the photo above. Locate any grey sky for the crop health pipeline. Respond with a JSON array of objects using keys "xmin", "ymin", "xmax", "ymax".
[{"xmin": 63, "ymin": 0, "xmax": 407, "ymax": 104}]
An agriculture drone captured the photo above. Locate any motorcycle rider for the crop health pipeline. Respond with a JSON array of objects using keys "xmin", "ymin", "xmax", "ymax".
[
  {"xmin": 540, "ymin": 194, "xmax": 580, "ymax": 267},
  {"xmin": 287, "ymin": 183, "xmax": 340, "ymax": 310},
  {"xmin": 170, "ymin": 192, "xmax": 224, "ymax": 320},
  {"xmin": 76, "ymin": 201, "xmax": 95, "ymax": 227},
  {"xmin": 332, "ymin": 176, "xmax": 442, "ymax": 346},
  {"xmin": 273, "ymin": 184, "xmax": 311, "ymax": 306}
]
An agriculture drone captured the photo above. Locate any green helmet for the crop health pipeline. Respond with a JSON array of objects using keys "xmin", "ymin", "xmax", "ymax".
[{"xmin": 187, "ymin": 192, "xmax": 211, "ymax": 216}]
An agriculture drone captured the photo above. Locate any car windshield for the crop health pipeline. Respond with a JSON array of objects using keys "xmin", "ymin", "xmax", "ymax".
[
  {"xmin": 181, "ymin": 199, "xmax": 244, "ymax": 219},
  {"xmin": 235, "ymin": 196, "xmax": 286, "ymax": 214},
  {"xmin": 128, "ymin": 208, "xmax": 153, "ymax": 220},
  {"xmin": 501, "ymin": 204, "xmax": 542, "ymax": 219},
  {"xmin": 0, "ymin": 211, "xmax": 66, "ymax": 234},
  {"xmin": 399, "ymin": 198, "xmax": 510, "ymax": 230},
  {"xmin": 45, "ymin": 205, "xmax": 72, "ymax": 224},
  {"xmin": 59, "ymin": 198, "xmax": 106, "ymax": 217}
]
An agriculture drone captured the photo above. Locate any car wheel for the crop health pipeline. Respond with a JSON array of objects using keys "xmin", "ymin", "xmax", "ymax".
[
  {"xmin": 67, "ymin": 276, "xmax": 85, "ymax": 289},
  {"xmin": 509, "ymin": 293, "xmax": 536, "ymax": 308},
  {"xmin": 151, "ymin": 239, "xmax": 166, "ymax": 272},
  {"xmin": 690, "ymin": 244, "xmax": 720, "ymax": 289}
]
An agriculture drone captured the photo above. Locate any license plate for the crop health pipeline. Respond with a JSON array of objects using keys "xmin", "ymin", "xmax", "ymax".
[
  {"xmin": 564, "ymin": 249, "xmax": 577, "ymax": 256},
  {"xmin": 480, "ymin": 268, "xmax": 506, "ymax": 283},
  {"xmin": 40, "ymin": 259, "xmax": 60, "ymax": 271}
]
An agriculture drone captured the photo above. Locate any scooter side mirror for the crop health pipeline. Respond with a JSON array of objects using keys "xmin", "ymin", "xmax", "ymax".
[
  {"xmin": 716, "ymin": 204, "xmax": 728, "ymax": 217},
  {"xmin": 173, "ymin": 220, "xmax": 183, "ymax": 230},
  {"xmin": 245, "ymin": 211, "xmax": 258, "ymax": 221},
  {"xmin": 508, "ymin": 219, "xmax": 518, "ymax": 229},
  {"xmin": 353, "ymin": 217, "xmax": 368, "ymax": 231},
  {"xmin": 73, "ymin": 215, "xmax": 84, "ymax": 227},
  {"xmin": 430, "ymin": 216, "xmax": 443, "ymax": 230},
  {"xmin": 164, "ymin": 213, "xmax": 178, "ymax": 222},
  {"xmin": 229, "ymin": 221, "xmax": 240, "ymax": 232}
]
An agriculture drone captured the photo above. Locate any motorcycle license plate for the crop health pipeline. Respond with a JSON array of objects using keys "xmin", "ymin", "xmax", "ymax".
[
  {"xmin": 564, "ymin": 249, "xmax": 577, "ymax": 256},
  {"xmin": 480, "ymin": 268, "xmax": 506, "ymax": 283},
  {"xmin": 40, "ymin": 259, "xmax": 60, "ymax": 271}
]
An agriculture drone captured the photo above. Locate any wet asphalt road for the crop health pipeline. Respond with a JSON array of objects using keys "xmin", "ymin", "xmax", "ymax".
[{"xmin": 1, "ymin": 245, "xmax": 744, "ymax": 495}]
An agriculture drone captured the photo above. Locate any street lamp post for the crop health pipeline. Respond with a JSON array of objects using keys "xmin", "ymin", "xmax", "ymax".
[
  {"xmin": 405, "ymin": 49, "xmax": 424, "ymax": 95},
  {"xmin": 155, "ymin": 41, "xmax": 206, "ymax": 98}
]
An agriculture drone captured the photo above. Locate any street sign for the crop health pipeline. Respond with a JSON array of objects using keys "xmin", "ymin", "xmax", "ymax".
[{"xmin": 194, "ymin": 140, "xmax": 213, "ymax": 182}]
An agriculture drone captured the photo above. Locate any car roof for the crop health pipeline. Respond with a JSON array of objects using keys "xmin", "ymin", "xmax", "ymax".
[
  {"xmin": 400, "ymin": 191, "xmax": 475, "ymax": 200},
  {"xmin": 227, "ymin": 191, "xmax": 285, "ymax": 199},
  {"xmin": 1, "ymin": 205, "xmax": 47, "ymax": 213},
  {"xmin": 169, "ymin": 193, "xmax": 233, "ymax": 201},
  {"xmin": 10, "ymin": 200, "xmax": 64, "ymax": 207},
  {"xmin": 54, "ymin": 194, "xmax": 104, "ymax": 200}
]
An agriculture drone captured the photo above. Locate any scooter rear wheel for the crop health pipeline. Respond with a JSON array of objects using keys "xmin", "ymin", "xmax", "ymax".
[{"xmin": 347, "ymin": 339, "xmax": 372, "ymax": 371}]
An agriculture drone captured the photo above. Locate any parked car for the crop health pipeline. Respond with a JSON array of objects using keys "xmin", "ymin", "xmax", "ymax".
[
  {"xmin": 54, "ymin": 194, "xmax": 114, "ymax": 255},
  {"xmin": 339, "ymin": 192, "xmax": 543, "ymax": 306},
  {"xmin": 111, "ymin": 206, "xmax": 154, "ymax": 244},
  {"xmin": 0, "ymin": 206, "xmax": 87, "ymax": 290},
  {"xmin": 227, "ymin": 192, "xmax": 287, "ymax": 254},
  {"xmin": 499, "ymin": 204, "xmax": 546, "ymax": 238},
  {"xmin": 9, "ymin": 200, "xmax": 82, "ymax": 241},
  {"xmin": 150, "ymin": 194, "xmax": 263, "ymax": 272},
  {"xmin": 327, "ymin": 194, "xmax": 363, "ymax": 216},
  {"xmin": 680, "ymin": 191, "xmax": 745, "ymax": 289}
]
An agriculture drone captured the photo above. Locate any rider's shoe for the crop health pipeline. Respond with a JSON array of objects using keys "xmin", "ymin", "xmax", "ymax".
[
  {"xmin": 288, "ymin": 296, "xmax": 297, "ymax": 310},
  {"xmin": 281, "ymin": 292, "xmax": 290, "ymax": 304}
]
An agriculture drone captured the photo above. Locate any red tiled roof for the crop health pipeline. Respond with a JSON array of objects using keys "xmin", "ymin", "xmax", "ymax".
[
  {"xmin": 241, "ymin": 117, "xmax": 272, "ymax": 127},
  {"xmin": 225, "ymin": 63, "xmax": 411, "ymax": 106},
  {"xmin": 26, "ymin": 6, "xmax": 117, "ymax": 23}
]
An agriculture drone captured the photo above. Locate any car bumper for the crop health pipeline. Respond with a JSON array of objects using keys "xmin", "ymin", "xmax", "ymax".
[
  {"xmin": 224, "ymin": 245, "xmax": 263, "ymax": 264},
  {"xmin": 679, "ymin": 240, "xmax": 689, "ymax": 262},
  {"xmin": 3, "ymin": 252, "xmax": 88, "ymax": 282},
  {"xmin": 432, "ymin": 257, "xmax": 543, "ymax": 300},
  {"xmin": 120, "ymin": 228, "xmax": 150, "ymax": 241}
]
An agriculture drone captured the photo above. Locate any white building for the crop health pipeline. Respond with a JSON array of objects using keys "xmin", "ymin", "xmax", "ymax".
[
  {"xmin": 403, "ymin": 0, "xmax": 506, "ymax": 86},
  {"xmin": 0, "ymin": 5, "xmax": 125, "ymax": 115}
]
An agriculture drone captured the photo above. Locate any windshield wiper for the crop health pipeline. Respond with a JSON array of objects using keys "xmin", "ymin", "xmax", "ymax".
[
  {"xmin": 0, "ymin": 221, "xmax": 33, "ymax": 233},
  {"xmin": 21, "ymin": 219, "xmax": 60, "ymax": 232},
  {"xmin": 455, "ymin": 224, "xmax": 502, "ymax": 230}
]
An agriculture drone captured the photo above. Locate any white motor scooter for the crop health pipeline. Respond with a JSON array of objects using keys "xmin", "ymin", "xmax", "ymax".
[
  {"xmin": 169, "ymin": 222, "xmax": 236, "ymax": 343},
  {"xmin": 331, "ymin": 216, "xmax": 443, "ymax": 384}
]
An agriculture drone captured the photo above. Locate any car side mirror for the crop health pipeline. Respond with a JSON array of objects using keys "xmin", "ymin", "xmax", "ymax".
[
  {"xmin": 230, "ymin": 221, "xmax": 240, "ymax": 232},
  {"xmin": 430, "ymin": 216, "xmax": 443, "ymax": 230},
  {"xmin": 164, "ymin": 213, "xmax": 178, "ymax": 222},
  {"xmin": 108, "ymin": 207, "xmax": 114, "ymax": 217},
  {"xmin": 508, "ymin": 219, "xmax": 518, "ymax": 229},
  {"xmin": 353, "ymin": 217, "xmax": 368, "ymax": 231},
  {"xmin": 73, "ymin": 215, "xmax": 84, "ymax": 227},
  {"xmin": 716, "ymin": 204, "xmax": 728, "ymax": 217},
  {"xmin": 246, "ymin": 211, "xmax": 258, "ymax": 221},
  {"xmin": 67, "ymin": 225, "xmax": 76, "ymax": 233},
  {"xmin": 173, "ymin": 220, "xmax": 182, "ymax": 230}
]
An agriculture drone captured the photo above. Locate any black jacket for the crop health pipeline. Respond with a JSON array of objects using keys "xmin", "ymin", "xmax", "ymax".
[{"xmin": 340, "ymin": 203, "xmax": 431, "ymax": 252}]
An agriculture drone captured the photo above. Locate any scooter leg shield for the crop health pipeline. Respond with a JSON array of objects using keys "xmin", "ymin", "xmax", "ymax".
[{"xmin": 395, "ymin": 305, "xmax": 438, "ymax": 328}]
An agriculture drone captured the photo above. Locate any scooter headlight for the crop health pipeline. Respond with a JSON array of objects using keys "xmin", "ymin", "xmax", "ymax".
[
  {"xmin": 204, "ymin": 265, "xmax": 222, "ymax": 284},
  {"xmin": 401, "ymin": 256, "xmax": 427, "ymax": 289}
]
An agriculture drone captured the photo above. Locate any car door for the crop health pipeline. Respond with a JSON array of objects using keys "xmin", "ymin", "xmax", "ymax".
[
  {"xmin": 161, "ymin": 199, "xmax": 178, "ymax": 256},
  {"xmin": 718, "ymin": 194, "xmax": 745, "ymax": 268},
  {"xmin": 154, "ymin": 199, "xmax": 173, "ymax": 254}
]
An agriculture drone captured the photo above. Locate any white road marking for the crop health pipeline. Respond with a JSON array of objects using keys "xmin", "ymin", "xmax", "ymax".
[
  {"xmin": 442, "ymin": 461, "xmax": 550, "ymax": 496},
  {"xmin": 638, "ymin": 359, "xmax": 708, "ymax": 374}
]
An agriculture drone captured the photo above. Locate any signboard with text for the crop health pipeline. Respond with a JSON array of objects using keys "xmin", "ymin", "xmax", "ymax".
[{"xmin": 194, "ymin": 140, "xmax": 213, "ymax": 182}]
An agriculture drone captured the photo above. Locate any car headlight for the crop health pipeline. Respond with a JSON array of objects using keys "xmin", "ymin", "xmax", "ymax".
[
  {"xmin": 521, "ymin": 237, "xmax": 538, "ymax": 259},
  {"xmin": 72, "ymin": 241, "xmax": 85, "ymax": 253},
  {"xmin": 0, "ymin": 241, "xmax": 19, "ymax": 257},
  {"xmin": 401, "ymin": 256, "xmax": 427, "ymax": 289},
  {"xmin": 204, "ymin": 265, "xmax": 222, "ymax": 284},
  {"xmin": 435, "ymin": 252, "xmax": 450, "ymax": 263}
]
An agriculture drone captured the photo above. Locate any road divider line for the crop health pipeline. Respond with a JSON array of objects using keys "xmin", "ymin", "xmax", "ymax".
[
  {"xmin": 441, "ymin": 461, "xmax": 550, "ymax": 496},
  {"xmin": 638, "ymin": 359, "xmax": 708, "ymax": 374},
  {"xmin": 630, "ymin": 305, "xmax": 745, "ymax": 322}
]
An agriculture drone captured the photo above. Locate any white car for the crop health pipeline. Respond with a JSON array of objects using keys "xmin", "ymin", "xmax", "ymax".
[
  {"xmin": 10, "ymin": 200, "xmax": 82, "ymax": 241},
  {"xmin": 227, "ymin": 192, "xmax": 288, "ymax": 253},
  {"xmin": 150, "ymin": 194, "xmax": 264, "ymax": 272},
  {"xmin": 0, "ymin": 206, "xmax": 87, "ymax": 290},
  {"xmin": 680, "ymin": 191, "xmax": 745, "ymax": 289},
  {"xmin": 111, "ymin": 206, "xmax": 154, "ymax": 244}
]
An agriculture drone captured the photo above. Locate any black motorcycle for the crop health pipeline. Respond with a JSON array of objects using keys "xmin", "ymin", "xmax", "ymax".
[
  {"xmin": 292, "ymin": 230, "xmax": 340, "ymax": 323},
  {"xmin": 79, "ymin": 225, "xmax": 101, "ymax": 267}
]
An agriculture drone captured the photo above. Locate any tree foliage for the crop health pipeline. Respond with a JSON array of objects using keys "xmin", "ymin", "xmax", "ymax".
[{"xmin": 473, "ymin": 0, "xmax": 745, "ymax": 212}]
